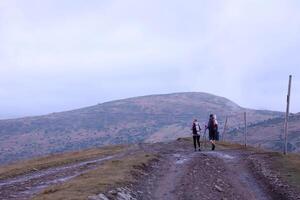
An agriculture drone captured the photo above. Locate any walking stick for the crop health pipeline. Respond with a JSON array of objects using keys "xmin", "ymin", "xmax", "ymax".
[{"xmin": 204, "ymin": 127, "xmax": 207, "ymax": 150}]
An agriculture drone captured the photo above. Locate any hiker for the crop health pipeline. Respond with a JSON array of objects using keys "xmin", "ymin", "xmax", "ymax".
[
  {"xmin": 191, "ymin": 119, "xmax": 201, "ymax": 151},
  {"xmin": 206, "ymin": 114, "xmax": 218, "ymax": 151}
]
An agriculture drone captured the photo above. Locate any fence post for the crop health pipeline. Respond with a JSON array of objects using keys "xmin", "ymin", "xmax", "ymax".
[
  {"xmin": 204, "ymin": 128, "xmax": 207, "ymax": 150},
  {"xmin": 284, "ymin": 75, "xmax": 292, "ymax": 155},
  {"xmin": 244, "ymin": 112, "xmax": 247, "ymax": 147},
  {"xmin": 222, "ymin": 116, "xmax": 228, "ymax": 141}
]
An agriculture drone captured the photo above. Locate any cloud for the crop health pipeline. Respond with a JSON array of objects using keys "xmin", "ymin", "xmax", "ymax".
[{"xmin": 0, "ymin": 0, "xmax": 300, "ymax": 118}]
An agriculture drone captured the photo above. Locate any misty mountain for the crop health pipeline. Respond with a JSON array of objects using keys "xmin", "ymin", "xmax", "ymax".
[{"xmin": 0, "ymin": 92, "xmax": 283, "ymax": 164}]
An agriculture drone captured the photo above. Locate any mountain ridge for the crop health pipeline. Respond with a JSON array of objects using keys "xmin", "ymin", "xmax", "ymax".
[
  {"xmin": 227, "ymin": 113, "xmax": 300, "ymax": 152},
  {"xmin": 0, "ymin": 92, "xmax": 283, "ymax": 164}
]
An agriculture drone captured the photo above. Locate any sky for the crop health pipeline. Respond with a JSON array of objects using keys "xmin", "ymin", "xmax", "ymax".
[{"xmin": 0, "ymin": 0, "xmax": 300, "ymax": 119}]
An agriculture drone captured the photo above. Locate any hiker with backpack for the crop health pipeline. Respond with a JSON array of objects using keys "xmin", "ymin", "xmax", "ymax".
[
  {"xmin": 191, "ymin": 119, "xmax": 201, "ymax": 151},
  {"xmin": 206, "ymin": 114, "xmax": 218, "ymax": 150}
]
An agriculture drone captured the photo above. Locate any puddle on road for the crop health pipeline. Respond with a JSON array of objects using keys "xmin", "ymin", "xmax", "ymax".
[
  {"xmin": 204, "ymin": 151, "xmax": 235, "ymax": 160},
  {"xmin": 175, "ymin": 158, "xmax": 189, "ymax": 164},
  {"xmin": 173, "ymin": 154, "xmax": 193, "ymax": 165}
]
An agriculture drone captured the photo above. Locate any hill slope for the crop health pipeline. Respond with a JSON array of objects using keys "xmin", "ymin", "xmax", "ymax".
[
  {"xmin": 0, "ymin": 92, "xmax": 282, "ymax": 164},
  {"xmin": 227, "ymin": 113, "xmax": 300, "ymax": 152}
]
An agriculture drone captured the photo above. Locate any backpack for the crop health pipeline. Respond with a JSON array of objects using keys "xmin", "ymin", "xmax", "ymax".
[
  {"xmin": 193, "ymin": 122, "xmax": 200, "ymax": 133},
  {"xmin": 195, "ymin": 122, "xmax": 200, "ymax": 132}
]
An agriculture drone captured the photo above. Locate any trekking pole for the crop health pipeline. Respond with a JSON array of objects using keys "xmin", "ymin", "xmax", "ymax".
[{"xmin": 222, "ymin": 116, "xmax": 228, "ymax": 142}]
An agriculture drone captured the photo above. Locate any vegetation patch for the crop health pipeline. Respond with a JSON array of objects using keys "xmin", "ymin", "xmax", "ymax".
[{"xmin": 32, "ymin": 152, "xmax": 158, "ymax": 200}]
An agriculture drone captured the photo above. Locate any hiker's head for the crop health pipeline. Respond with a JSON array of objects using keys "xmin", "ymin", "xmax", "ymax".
[
  {"xmin": 193, "ymin": 119, "xmax": 197, "ymax": 122},
  {"xmin": 209, "ymin": 114, "xmax": 213, "ymax": 119}
]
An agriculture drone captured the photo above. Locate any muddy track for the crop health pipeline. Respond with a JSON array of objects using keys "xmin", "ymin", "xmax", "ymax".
[
  {"xmin": 0, "ymin": 145, "xmax": 140, "ymax": 200},
  {"xmin": 133, "ymin": 144, "xmax": 279, "ymax": 200}
]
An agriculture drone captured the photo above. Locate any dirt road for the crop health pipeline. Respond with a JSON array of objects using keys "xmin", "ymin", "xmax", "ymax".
[
  {"xmin": 1, "ymin": 139, "xmax": 299, "ymax": 200},
  {"xmin": 133, "ymin": 141, "xmax": 284, "ymax": 200}
]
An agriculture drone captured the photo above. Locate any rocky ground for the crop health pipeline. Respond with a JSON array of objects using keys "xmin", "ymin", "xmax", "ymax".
[
  {"xmin": 131, "ymin": 141, "xmax": 275, "ymax": 200},
  {"xmin": 98, "ymin": 139, "xmax": 299, "ymax": 200}
]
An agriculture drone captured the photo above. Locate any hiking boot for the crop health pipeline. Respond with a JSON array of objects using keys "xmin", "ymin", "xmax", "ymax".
[
  {"xmin": 198, "ymin": 148, "xmax": 201, "ymax": 151},
  {"xmin": 212, "ymin": 144, "xmax": 215, "ymax": 151}
]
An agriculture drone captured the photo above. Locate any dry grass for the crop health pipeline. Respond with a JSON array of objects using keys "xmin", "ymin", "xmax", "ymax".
[
  {"xmin": 32, "ymin": 152, "xmax": 157, "ymax": 200},
  {"xmin": 268, "ymin": 152, "xmax": 300, "ymax": 190},
  {"xmin": 0, "ymin": 145, "xmax": 126, "ymax": 180},
  {"xmin": 216, "ymin": 141, "xmax": 262, "ymax": 151}
]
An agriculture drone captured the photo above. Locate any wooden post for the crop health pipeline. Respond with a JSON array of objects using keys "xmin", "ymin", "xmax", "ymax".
[
  {"xmin": 204, "ymin": 128, "xmax": 207, "ymax": 150},
  {"xmin": 244, "ymin": 112, "xmax": 247, "ymax": 147},
  {"xmin": 284, "ymin": 75, "xmax": 292, "ymax": 155},
  {"xmin": 222, "ymin": 116, "xmax": 228, "ymax": 141}
]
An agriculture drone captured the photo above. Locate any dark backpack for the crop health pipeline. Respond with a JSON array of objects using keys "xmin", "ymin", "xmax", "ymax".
[{"xmin": 192, "ymin": 123, "xmax": 197, "ymax": 133}]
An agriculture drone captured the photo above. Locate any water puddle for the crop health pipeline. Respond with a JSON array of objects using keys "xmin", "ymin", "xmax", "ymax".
[
  {"xmin": 175, "ymin": 158, "xmax": 189, "ymax": 164},
  {"xmin": 204, "ymin": 151, "xmax": 235, "ymax": 160},
  {"xmin": 173, "ymin": 154, "xmax": 192, "ymax": 165}
]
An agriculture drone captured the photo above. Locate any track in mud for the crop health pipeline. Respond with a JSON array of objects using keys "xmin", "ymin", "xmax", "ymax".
[
  {"xmin": 0, "ymin": 155, "xmax": 115, "ymax": 200},
  {"xmin": 135, "ymin": 149, "xmax": 274, "ymax": 200}
]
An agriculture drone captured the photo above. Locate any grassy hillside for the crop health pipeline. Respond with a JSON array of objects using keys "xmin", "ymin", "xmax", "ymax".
[
  {"xmin": 227, "ymin": 113, "xmax": 300, "ymax": 152},
  {"xmin": 0, "ymin": 92, "xmax": 282, "ymax": 164}
]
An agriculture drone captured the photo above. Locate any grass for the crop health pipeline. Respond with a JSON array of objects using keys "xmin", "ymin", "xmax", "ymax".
[
  {"xmin": 216, "ymin": 141, "xmax": 263, "ymax": 151},
  {"xmin": 0, "ymin": 145, "xmax": 126, "ymax": 180},
  {"xmin": 267, "ymin": 152, "xmax": 300, "ymax": 190},
  {"xmin": 179, "ymin": 136, "xmax": 261, "ymax": 151},
  {"xmin": 32, "ymin": 152, "xmax": 158, "ymax": 200}
]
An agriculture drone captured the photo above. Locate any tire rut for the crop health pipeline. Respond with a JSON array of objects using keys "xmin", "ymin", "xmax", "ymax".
[{"xmin": 134, "ymin": 148, "xmax": 276, "ymax": 200}]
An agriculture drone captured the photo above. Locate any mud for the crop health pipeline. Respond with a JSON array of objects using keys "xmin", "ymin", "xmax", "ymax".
[{"xmin": 132, "ymin": 142, "xmax": 285, "ymax": 200}]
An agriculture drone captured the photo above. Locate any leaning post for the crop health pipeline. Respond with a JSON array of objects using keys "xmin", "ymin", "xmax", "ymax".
[
  {"xmin": 244, "ymin": 112, "xmax": 247, "ymax": 147},
  {"xmin": 204, "ymin": 127, "xmax": 207, "ymax": 150},
  {"xmin": 284, "ymin": 75, "xmax": 292, "ymax": 155}
]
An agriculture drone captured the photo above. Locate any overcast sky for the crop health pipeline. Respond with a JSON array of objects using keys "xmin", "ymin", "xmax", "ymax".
[{"xmin": 0, "ymin": 0, "xmax": 300, "ymax": 119}]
